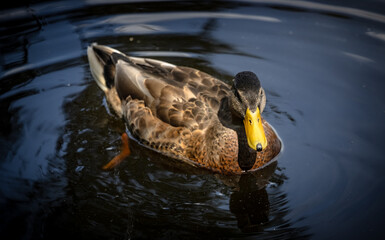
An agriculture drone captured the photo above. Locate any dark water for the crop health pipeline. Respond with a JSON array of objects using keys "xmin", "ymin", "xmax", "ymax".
[{"xmin": 1, "ymin": 0, "xmax": 385, "ymax": 239}]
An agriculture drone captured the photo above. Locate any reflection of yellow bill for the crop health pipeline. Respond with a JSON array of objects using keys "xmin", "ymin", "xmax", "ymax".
[{"xmin": 243, "ymin": 107, "xmax": 267, "ymax": 150}]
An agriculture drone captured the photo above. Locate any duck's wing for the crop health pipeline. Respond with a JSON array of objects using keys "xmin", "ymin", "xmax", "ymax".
[
  {"xmin": 117, "ymin": 63, "xmax": 232, "ymax": 131},
  {"xmin": 114, "ymin": 57, "xmax": 231, "ymax": 107},
  {"xmin": 89, "ymin": 44, "xmax": 232, "ymax": 130}
]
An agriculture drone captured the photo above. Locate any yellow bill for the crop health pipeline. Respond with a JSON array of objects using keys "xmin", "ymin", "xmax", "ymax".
[{"xmin": 243, "ymin": 107, "xmax": 267, "ymax": 151}]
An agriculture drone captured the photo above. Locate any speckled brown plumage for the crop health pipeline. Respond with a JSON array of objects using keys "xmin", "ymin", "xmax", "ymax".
[{"xmin": 88, "ymin": 43, "xmax": 281, "ymax": 174}]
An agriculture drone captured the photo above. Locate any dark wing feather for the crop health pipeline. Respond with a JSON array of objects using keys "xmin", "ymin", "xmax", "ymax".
[{"xmin": 111, "ymin": 53, "xmax": 232, "ymax": 131}]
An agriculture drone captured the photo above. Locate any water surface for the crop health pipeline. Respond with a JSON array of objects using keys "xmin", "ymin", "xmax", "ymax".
[{"xmin": 1, "ymin": 0, "xmax": 385, "ymax": 239}]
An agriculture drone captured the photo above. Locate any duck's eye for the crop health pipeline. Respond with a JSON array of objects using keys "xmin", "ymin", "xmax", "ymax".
[{"xmin": 249, "ymin": 119, "xmax": 252, "ymax": 124}]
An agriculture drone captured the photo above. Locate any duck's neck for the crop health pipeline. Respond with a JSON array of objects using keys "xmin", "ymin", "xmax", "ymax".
[
  {"xmin": 218, "ymin": 97, "xmax": 257, "ymax": 171},
  {"xmin": 234, "ymin": 124, "xmax": 257, "ymax": 171}
]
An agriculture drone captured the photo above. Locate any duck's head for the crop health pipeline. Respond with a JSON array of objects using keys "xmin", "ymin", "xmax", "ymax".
[{"xmin": 229, "ymin": 71, "xmax": 267, "ymax": 151}]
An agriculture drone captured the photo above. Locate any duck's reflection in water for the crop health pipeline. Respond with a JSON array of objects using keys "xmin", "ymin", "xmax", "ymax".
[
  {"xmin": 217, "ymin": 161, "xmax": 277, "ymax": 232},
  {"xmin": 231, "ymin": 184, "xmax": 269, "ymax": 232}
]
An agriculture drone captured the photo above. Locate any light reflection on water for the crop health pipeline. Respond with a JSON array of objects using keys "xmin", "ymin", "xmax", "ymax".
[{"xmin": 1, "ymin": 0, "xmax": 385, "ymax": 239}]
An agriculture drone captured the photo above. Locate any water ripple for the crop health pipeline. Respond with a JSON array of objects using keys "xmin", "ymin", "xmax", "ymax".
[
  {"xmin": 102, "ymin": 12, "xmax": 281, "ymax": 25},
  {"xmin": 249, "ymin": 0, "xmax": 385, "ymax": 23}
]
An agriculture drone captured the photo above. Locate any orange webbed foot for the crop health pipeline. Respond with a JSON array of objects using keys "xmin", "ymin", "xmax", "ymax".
[{"xmin": 102, "ymin": 133, "xmax": 131, "ymax": 170}]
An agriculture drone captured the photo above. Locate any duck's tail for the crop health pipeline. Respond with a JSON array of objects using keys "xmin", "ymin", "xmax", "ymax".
[
  {"xmin": 87, "ymin": 43, "xmax": 122, "ymax": 92},
  {"xmin": 87, "ymin": 43, "xmax": 123, "ymax": 116}
]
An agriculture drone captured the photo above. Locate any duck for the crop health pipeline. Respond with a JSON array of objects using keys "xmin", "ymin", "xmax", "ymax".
[{"xmin": 87, "ymin": 43, "xmax": 281, "ymax": 175}]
